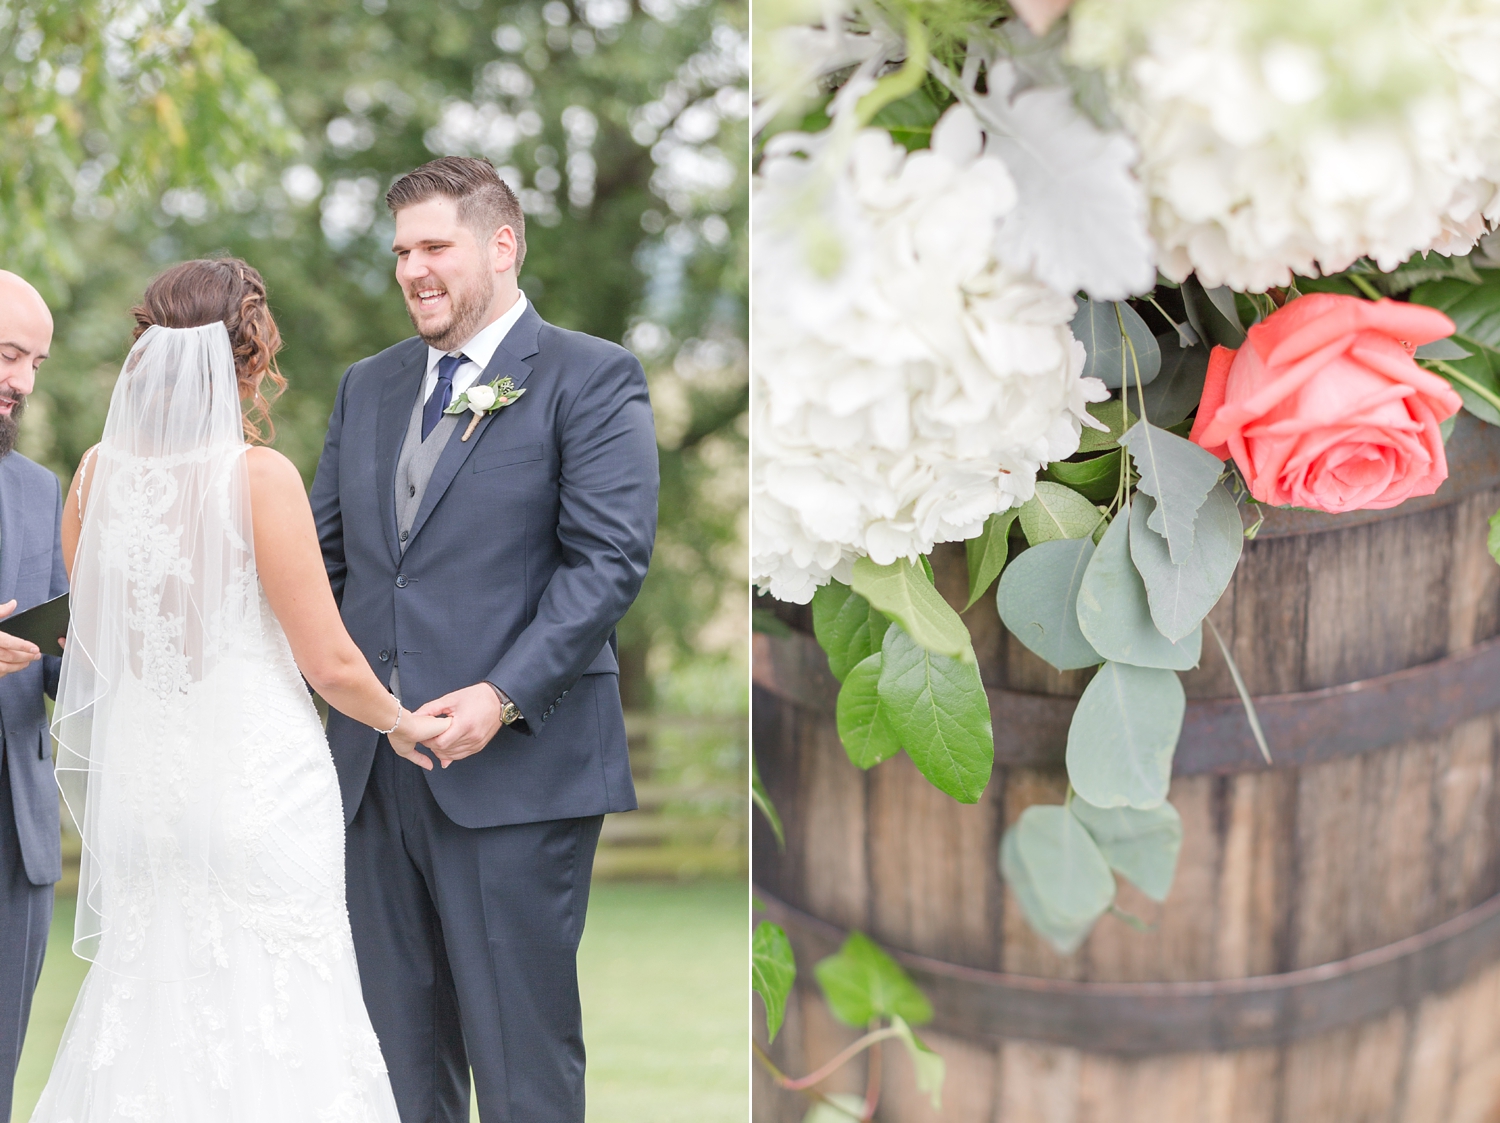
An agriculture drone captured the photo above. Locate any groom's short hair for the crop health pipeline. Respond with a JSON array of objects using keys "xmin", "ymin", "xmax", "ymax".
[{"xmin": 386, "ymin": 157, "xmax": 527, "ymax": 273}]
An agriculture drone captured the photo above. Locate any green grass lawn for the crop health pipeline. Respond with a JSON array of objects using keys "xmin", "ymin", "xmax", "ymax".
[{"xmin": 13, "ymin": 879, "xmax": 748, "ymax": 1122}]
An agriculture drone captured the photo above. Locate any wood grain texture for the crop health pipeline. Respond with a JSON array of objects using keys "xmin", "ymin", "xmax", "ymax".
[{"xmin": 755, "ymin": 473, "xmax": 1500, "ymax": 1120}]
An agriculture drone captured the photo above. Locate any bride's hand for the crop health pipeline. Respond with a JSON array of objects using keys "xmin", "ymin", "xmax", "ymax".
[{"xmin": 388, "ymin": 711, "xmax": 451, "ymax": 771}]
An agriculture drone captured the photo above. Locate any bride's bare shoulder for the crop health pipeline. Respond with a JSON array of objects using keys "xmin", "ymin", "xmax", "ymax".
[{"xmin": 245, "ymin": 446, "xmax": 302, "ymax": 488}]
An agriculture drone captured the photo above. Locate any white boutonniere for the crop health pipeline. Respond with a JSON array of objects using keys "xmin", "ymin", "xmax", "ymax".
[{"xmin": 444, "ymin": 376, "xmax": 526, "ymax": 441}]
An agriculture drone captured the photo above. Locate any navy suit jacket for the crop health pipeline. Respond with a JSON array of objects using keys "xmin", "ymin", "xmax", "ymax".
[
  {"xmin": 310, "ymin": 303, "xmax": 656, "ymax": 828},
  {"xmin": 0, "ymin": 453, "xmax": 65, "ymax": 884}
]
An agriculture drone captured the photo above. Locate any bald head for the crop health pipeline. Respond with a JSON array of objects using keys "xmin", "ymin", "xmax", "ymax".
[{"xmin": 0, "ymin": 271, "xmax": 49, "ymax": 448}]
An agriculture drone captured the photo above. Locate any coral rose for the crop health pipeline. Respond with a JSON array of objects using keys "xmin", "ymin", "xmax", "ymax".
[{"xmin": 1189, "ymin": 294, "xmax": 1462, "ymax": 513}]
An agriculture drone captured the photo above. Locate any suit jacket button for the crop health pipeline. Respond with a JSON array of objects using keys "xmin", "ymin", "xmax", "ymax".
[
  {"xmin": 378, "ymin": 650, "xmax": 390, "ymax": 663},
  {"xmin": 395, "ymin": 574, "xmax": 408, "ymax": 588}
]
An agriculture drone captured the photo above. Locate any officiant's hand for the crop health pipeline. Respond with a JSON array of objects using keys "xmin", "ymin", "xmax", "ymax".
[
  {"xmin": 0, "ymin": 600, "xmax": 41, "ymax": 678},
  {"xmin": 413, "ymin": 683, "xmax": 503, "ymax": 768},
  {"xmin": 388, "ymin": 710, "xmax": 451, "ymax": 771}
]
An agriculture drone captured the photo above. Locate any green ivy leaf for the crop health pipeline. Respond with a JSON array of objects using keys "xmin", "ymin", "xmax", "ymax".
[
  {"xmin": 812, "ymin": 581, "xmax": 891, "ymax": 682},
  {"xmin": 964, "ymin": 508, "xmax": 1021, "ymax": 611},
  {"xmin": 890, "ymin": 1014, "xmax": 945, "ymax": 1110},
  {"xmin": 814, "ymin": 930, "xmax": 933, "ymax": 1028},
  {"xmin": 836, "ymin": 653, "xmax": 902, "ymax": 769},
  {"xmin": 1118, "ymin": 420, "xmax": 1224, "ymax": 564},
  {"xmin": 1070, "ymin": 798, "xmax": 1183, "ymax": 902},
  {"xmin": 1018, "ymin": 481, "xmax": 1106, "ymax": 546},
  {"xmin": 996, "ymin": 537, "xmax": 1102, "ymax": 671},
  {"xmin": 1490, "ymin": 506, "xmax": 1500, "ymax": 566},
  {"xmin": 850, "ymin": 558, "xmax": 969, "ymax": 661},
  {"xmin": 868, "ymin": 86, "xmax": 944, "ymax": 152},
  {"xmin": 1065, "ymin": 661, "xmax": 1185, "ymax": 810},
  {"xmin": 753, "ymin": 922, "xmax": 796, "ymax": 1042},
  {"xmin": 802, "ymin": 1095, "xmax": 866, "ymax": 1123},
  {"xmin": 1000, "ymin": 805, "xmax": 1115, "ymax": 955},
  {"xmin": 752, "ymin": 757, "xmax": 785, "ymax": 850},
  {"xmin": 1078, "ymin": 399, "xmax": 1138, "ymax": 454},
  {"xmin": 1077, "ymin": 513, "xmax": 1202, "ymax": 671},
  {"xmin": 1043, "ymin": 449, "xmax": 1123, "ymax": 504},
  {"xmin": 877, "ymin": 625, "xmax": 993, "ymax": 804},
  {"xmin": 1128, "ymin": 485, "xmax": 1243, "ymax": 642}
]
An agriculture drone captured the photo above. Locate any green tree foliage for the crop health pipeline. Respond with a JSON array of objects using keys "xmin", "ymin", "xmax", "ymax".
[{"xmin": 6, "ymin": 0, "xmax": 747, "ymax": 703}]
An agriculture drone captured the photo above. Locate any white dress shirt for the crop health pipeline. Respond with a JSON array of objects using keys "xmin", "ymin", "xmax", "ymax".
[{"xmin": 422, "ymin": 291, "xmax": 529, "ymax": 403}]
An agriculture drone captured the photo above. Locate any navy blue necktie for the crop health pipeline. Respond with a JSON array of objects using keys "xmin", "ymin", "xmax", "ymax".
[{"xmin": 422, "ymin": 352, "xmax": 465, "ymax": 441}]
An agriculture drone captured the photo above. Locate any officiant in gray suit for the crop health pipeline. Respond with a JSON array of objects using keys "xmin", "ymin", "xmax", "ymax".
[
  {"xmin": 0, "ymin": 271, "xmax": 69, "ymax": 1120},
  {"xmin": 310, "ymin": 156, "xmax": 657, "ymax": 1123}
]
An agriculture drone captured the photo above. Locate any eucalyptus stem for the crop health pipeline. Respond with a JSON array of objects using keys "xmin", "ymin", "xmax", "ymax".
[
  {"xmin": 1428, "ymin": 358, "xmax": 1500, "ymax": 416},
  {"xmin": 1347, "ymin": 272, "xmax": 1383, "ymax": 302},
  {"xmin": 856, "ymin": 15, "xmax": 929, "ymax": 126}
]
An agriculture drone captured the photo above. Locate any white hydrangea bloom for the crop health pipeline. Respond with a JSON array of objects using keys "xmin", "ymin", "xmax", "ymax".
[
  {"xmin": 752, "ymin": 106, "xmax": 1108, "ymax": 603},
  {"xmin": 1068, "ymin": 0, "xmax": 1500, "ymax": 291}
]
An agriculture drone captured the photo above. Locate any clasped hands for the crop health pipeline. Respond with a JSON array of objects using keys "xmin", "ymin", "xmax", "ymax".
[{"xmin": 387, "ymin": 682, "xmax": 503, "ymax": 771}]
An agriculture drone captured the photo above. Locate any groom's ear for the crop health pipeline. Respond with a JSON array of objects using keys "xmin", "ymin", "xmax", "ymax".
[{"xmin": 490, "ymin": 224, "xmax": 520, "ymax": 277}]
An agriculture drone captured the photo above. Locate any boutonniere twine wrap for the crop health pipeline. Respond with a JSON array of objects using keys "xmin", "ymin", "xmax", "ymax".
[
  {"xmin": 445, "ymin": 376, "xmax": 525, "ymax": 441},
  {"xmin": 748, "ymin": 0, "xmax": 1500, "ymax": 990}
]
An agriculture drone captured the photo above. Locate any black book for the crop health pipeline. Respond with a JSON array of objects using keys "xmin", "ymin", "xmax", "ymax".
[{"xmin": 0, "ymin": 593, "xmax": 68, "ymax": 657}]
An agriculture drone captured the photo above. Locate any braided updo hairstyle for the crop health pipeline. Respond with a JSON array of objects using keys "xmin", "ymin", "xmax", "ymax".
[{"xmin": 130, "ymin": 257, "xmax": 287, "ymax": 444}]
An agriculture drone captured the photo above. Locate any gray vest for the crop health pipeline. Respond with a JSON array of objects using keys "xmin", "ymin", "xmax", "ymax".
[{"xmin": 389, "ymin": 391, "xmax": 460, "ymax": 693}]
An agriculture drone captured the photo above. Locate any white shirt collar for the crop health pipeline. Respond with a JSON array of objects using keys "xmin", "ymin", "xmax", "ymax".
[{"xmin": 423, "ymin": 291, "xmax": 529, "ymax": 397}]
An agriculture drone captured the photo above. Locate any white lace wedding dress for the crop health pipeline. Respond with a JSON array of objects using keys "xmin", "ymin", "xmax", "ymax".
[{"xmin": 32, "ymin": 324, "xmax": 400, "ymax": 1122}]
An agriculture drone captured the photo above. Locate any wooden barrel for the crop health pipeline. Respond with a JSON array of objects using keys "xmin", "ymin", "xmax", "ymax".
[{"xmin": 754, "ymin": 414, "xmax": 1500, "ymax": 1123}]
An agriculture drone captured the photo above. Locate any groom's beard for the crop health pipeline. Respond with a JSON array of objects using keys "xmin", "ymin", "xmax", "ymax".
[
  {"xmin": 0, "ymin": 393, "xmax": 27, "ymax": 460},
  {"xmin": 405, "ymin": 272, "xmax": 494, "ymax": 352}
]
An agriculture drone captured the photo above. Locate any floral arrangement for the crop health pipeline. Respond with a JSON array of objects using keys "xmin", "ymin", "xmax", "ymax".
[{"xmin": 751, "ymin": 0, "xmax": 1500, "ymax": 1115}]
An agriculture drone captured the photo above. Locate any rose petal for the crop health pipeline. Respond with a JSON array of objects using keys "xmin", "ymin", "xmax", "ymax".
[{"xmin": 1188, "ymin": 344, "xmax": 1236, "ymax": 460}]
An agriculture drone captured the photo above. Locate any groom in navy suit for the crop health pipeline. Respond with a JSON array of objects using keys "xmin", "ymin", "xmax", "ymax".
[
  {"xmin": 0, "ymin": 272, "xmax": 68, "ymax": 1120},
  {"xmin": 311, "ymin": 157, "xmax": 657, "ymax": 1122}
]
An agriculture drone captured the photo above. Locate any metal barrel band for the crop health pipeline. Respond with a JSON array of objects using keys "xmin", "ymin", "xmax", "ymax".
[
  {"xmin": 754, "ymin": 890, "xmax": 1500, "ymax": 1055},
  {"xmin": 752, "ymin": 630, "xmax": 1500, "ymax": 775}
]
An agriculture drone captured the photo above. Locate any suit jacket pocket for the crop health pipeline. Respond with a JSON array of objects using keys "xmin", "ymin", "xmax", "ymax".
[{"xmin": 472, "ymin": 443, "xmax": 544, "ymax": 473}]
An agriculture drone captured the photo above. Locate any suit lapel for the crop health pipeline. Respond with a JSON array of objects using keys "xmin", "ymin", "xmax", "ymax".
[
  {"xmin": 0, "ymin": 459, "xmax": 22, "ymax": 604},
  {"xmin": 405, "ymin": 304, "xmax": 542, "ymax": 548},
  {"xmin": 376, "ymin": 343, "xmax": 427, "ymax": 565}
]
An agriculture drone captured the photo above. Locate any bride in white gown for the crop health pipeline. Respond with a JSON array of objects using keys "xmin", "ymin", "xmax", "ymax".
[{"xmin": 30, "ymin": 259, "xmax": 449, "ymax": 1122}]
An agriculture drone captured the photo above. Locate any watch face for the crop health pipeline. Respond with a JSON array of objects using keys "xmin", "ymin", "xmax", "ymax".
[{"xmin": 502, "ymin": 702, "xmax": 520, "ymax": 724}]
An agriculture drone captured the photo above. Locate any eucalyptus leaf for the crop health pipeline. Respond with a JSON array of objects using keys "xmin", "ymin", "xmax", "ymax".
[
  {"xmin": 850, "ymin": 558, "xmax": 969, "ymax": 661},
  {"xmin": 1128, "ymin": 485, "xmax": 1243, "ymax": 642},
  {"xmin": 964, "ymin": 508, "xmax": 1021, "ymax": 611},
  {"xmin": 890, "ymin": 1015, "xmax": 945, "ymax": 1110},
  {"xmin": 1071, "ymin": 294, "xmax": 1122, "ymax": 386},
  {"xmin": 1078, "ymin": 398, "xmax": 1138, "ymax": 454},
  {"xmin": 1077, "ymin": 512, "xmax": 1202, "ymax": 671},
  {"xmin": 1117, "ymin": 301, "xmax": 1161, "ymax": 389},
  {"xmin": 878, "ymin": 626, "xmax": 994, "ymax": 803},
  {"xmin": 1044, "ymin": 450, "xmax": 1122, "ymax": 503},
  {"xmin": 752, "ymin": 922, "xmax": 796, "ymax": 1042},
  {"xmin": 752, "ymin": 757, "xmax": 785, "ymax": 850},
  {"xmin": 814, "ymin": 930, "xmax": 933, "ymax": 1028},
  {"xmin": 1072, "ymin": 297, "xmax": 1161, "ymax": 389},
  {"xmin": 1183, "ymin": 276, "xmax": 1246, "ymax": 348},
  {"xmin": 811, "ymin": 581, "xmax": 890, "ymax": 682},
  {"xmin": 836, "ymin": 653, "xmax": 902, "ymax": 769},
  {"xmin": 1118, "ymin": 420, "xmax": 1224, "ymax": 564},
  {"xmin": 1414, "ymin": 338, "xmax": 1471, "ymax": 360},
  {"xmin": 1000, "ymin": 805, "xmax": 1115, "ymax": 955},
  {"xmin": 1139, "ymin": 337, "xmax": 1211, "ymax": 430},
  {"xmin": 996, "ymin": 537, "xmax": 1102, "ymax": 671},
  {"xmin": 1018, "ymin": 481, "xmax": 1107, "ymax": 545},
  {"xmin": 1203, "ymin": 285, "xmax": 1242, "ymax": 331},
  {"xmin": 1410, "ymin": 277, "xmax": 1500, "ymax": 350},
  {"xmin": 1065, "ymin": 661, "xmax": 1186, "ymax": 810},
  {"xmin": 1070, "ymin": 798, "xmax": 1183, "ymax": 902}
]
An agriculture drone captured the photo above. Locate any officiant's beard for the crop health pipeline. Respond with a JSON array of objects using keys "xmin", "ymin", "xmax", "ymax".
[
  {"xmin": 0, "ymin": 394, "xmax": 27, "ymax": 460},
  {"xmin": 405, "ymin": 272, "xmax": 495, "ymax": 352}
]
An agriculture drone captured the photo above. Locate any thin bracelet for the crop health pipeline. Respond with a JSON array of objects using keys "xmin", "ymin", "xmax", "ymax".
[{"xmin": 374, "ymin": 698, "xmax": 403, "ymax": 737}]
